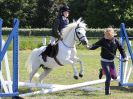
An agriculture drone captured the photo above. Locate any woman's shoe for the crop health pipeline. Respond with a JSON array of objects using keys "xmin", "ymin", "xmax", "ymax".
[{"xmin": 99, "ymin": 68, "xmax": 103, "ymax": 79}]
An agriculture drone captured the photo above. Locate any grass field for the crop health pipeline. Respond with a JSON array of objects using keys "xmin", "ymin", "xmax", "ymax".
[{"xmin": 3, "ymin": 48, "xmax": 133, "ymax": 99}]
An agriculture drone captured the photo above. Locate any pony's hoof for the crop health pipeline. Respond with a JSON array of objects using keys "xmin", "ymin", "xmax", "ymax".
[
  {"xmin": 79, "ymin": 73, "xmax": 83, "ymax": 78},
  {"xmin": 74, "ymin": 76, "xmax": 78, "ymax": 79}
]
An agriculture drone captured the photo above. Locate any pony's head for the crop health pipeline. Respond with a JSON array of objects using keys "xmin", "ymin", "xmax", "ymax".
[{"xmin": 62, "ymin": 18, "xmax": 88, "ymax": 45}]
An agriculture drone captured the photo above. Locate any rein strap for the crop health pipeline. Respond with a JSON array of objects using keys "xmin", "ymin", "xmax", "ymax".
[{"xmin": 54, "ymin": 57, "xmax": 64, "ymax": 66}]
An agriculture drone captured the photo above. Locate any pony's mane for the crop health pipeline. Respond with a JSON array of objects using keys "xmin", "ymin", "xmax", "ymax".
[{"xmin": 62, "ymin": 18, "xmax": 87, "ymax": 38}]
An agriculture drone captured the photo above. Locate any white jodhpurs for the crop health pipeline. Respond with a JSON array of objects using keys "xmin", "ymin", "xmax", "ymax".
[{"xmin": 50, "ymin": 36, "xmax": 58, "ymax": 45}]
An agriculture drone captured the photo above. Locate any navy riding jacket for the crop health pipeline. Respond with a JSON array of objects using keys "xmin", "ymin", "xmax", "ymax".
[
  {"xmin": 89, "ymin": 37, "xmax": 126, "ymax": 60},
  {"xmin": 50, "ymin": 16, "xmax": 69, "ymax": 38}
]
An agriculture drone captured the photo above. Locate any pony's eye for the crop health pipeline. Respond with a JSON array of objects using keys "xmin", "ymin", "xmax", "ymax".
[{"xmin": 78, "ymin": 32, "xmax": 81, "ymax": 34}]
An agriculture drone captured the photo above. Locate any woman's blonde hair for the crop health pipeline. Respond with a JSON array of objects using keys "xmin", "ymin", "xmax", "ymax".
[{"xmin": 104, "ymin": 26, "xmax": 117, "ymax": 36}]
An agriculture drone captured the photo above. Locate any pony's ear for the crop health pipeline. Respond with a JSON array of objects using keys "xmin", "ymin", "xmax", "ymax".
[
  {"xmin": 81, "ymin": 20, "xmax": 84, "ymax": 23},
  {"xmin": 77, "ymin": 17, "xmax": 82, "ymax": 23}
]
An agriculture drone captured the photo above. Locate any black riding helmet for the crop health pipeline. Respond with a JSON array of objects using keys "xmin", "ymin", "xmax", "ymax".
[{"xmin": 60, "ymin": 5, "xmax": 70, "ymax": 15}]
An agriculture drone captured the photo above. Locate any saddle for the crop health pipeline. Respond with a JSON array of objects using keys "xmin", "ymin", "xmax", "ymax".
[{"xmin": 41, "ymin": 44, "xmax": 63, "ymax": 66}]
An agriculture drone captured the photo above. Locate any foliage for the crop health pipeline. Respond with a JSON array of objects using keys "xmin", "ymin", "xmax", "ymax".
[
  {"xmin": 0, "ymin": 0, "xmax": 133, "ymax": 28},
  {"xmin": 0, "ymin": 0, "xmax": 37, "ymax": 28},
  {"xmin": 69, "ymin": 0, "xmax": 133, "ymax": 28}
]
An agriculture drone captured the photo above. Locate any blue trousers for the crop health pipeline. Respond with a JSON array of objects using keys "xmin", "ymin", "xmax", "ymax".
[{"xmin": 101, "ymin": 61, "xmax": 117, "ymax": 83}]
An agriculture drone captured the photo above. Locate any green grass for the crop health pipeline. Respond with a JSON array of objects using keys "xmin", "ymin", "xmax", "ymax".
[
  {"xmin": 2, "ymin": 49, "xmax": 133, "ymax": 99},
  {"xmin": 2, "ymin": 35, "xmax": 101, "ymax": 50}
]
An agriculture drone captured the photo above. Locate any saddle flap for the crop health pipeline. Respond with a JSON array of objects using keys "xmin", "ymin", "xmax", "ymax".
[{"xmin": 43, "ymin": 44, "xmax": 59, "ymax": 58}]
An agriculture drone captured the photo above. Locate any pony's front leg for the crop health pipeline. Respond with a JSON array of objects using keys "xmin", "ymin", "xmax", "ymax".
[
  {"xmin": 70, "ymin": 48, "xmax": 82, "ymax": 79},
  {"xmin": 71, "ymin": 56, "xmax": 84, "ymax": 78},
  {"xmin": 75, "ymin": 57, "xmax": 84, "ymax": 77},
  {"xmin": 66, "ymin": 60, "xmax": 79, "ymax": 79},
  {"xmin": 72, "ymin": 63, "xmax": 79, "ymax": 79}
]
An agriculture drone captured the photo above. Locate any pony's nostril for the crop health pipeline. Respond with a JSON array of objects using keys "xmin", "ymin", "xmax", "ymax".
[{"xmin": 81, "ymin": 40, "xmax": 87, "ymax": 45}]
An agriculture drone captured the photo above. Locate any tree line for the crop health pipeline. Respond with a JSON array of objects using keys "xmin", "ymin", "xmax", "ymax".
[{"xmin": 0, "ymin": 0, "xmax": 133, "ymax": 28}]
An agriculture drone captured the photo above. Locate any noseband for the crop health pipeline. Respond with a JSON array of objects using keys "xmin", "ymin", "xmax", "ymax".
[{"xmin": 75, "ymin": 25, "xmax": 86, "ymax": 45}]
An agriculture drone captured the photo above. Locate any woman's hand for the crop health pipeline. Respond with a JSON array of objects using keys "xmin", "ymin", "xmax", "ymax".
[
  {"xmin": 123, "ymin": 57, "xmax": 128, "ymax": 62},
  {"xmin": 86, "ymin": 45, "xmax": 91, "ymax": 50}
]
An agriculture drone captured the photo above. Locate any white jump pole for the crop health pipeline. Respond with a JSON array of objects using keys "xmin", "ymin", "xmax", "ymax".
[
  {"xmin": 18, "ymin": 82, "xmax": 66, "ymax": 89},
  {"xmin": 0, "ymin": 39, "xmax": 13, "ymax": 93},
  {"xmin": 20, "ymin": 77, "xmax": 119, "ymax": 97},
  {"xmin": 0, "ymin": 71, "xmax": 9, "ymax": 93},
  {"xmin": 125, "ymin": 66, "xmax": 133, "ymax": 83},
  {"xmin": 123, "ymin": 40, "xmax": 131, "ymax": 83},
  {"xmin": 123, "ymin": 57, "xmax": 129, "ymax": 83},
  {"xmin": 2, "ymin": 40, "xmax": 13, "ymax": 93}
]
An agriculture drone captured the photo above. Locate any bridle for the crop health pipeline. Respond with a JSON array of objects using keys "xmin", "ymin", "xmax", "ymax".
[
  {"xmin": 62, "ymin": 24, "xmax": 86, "ymax": 48},
  {"xmin": 74, "ymin": 24, "xmax": 86, "ymax": 46},
  {"xmin": 74, "ymin": 24, "xmax": 86, "ymax": 42}
]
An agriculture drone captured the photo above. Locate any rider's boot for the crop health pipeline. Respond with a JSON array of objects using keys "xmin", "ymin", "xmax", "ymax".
[
  {"xmin": 41, "ymin": 51, "xmax": 47, "ymax": 62},
  {"xmin": 41, "ymin": 44, "xmax": 53, "ymax": 62}
]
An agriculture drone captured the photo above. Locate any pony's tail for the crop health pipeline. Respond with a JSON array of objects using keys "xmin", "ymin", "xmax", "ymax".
[{"xmin": 25, "ymin": 48, "xmax": 41, "ymax": 78}]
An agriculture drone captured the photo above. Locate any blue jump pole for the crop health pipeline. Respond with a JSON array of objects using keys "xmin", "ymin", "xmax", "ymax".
[
  {"xmin": 0, "ymin": 18, "xmax": 3, "ymax": 92},
  {"xmin": 0, "ymin": 19, "xmax": 20, "ymax": 98},
  {"xmin": 119, "ymin": 23, "xmax": 133, "ymax": 86}
]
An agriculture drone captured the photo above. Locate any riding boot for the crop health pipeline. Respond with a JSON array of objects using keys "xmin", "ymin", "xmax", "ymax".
[
  {"xmin": 105, "ymin": 82, "xmax": 111, "ymax": 95},
  {"xmin": 99, "ymin": 68, "xmax": 103, "ymax": 79},
  {"xmin": 41, "ymin": 44, "xmax": 53, "ymax": 62},
  {"xmin": 41, "ymin": 45, "xmax": 51, "ymax": 62}
]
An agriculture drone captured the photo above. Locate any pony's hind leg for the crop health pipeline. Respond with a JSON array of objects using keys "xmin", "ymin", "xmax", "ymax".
[
  {"xmin": 39, "ymin": 67, "xmax": 52, "ymax": 84},
  {"xmin": 28, "ymin": 65, "xmax": 40, "ymax": 92},
  {"xmin": 29, "ymin": 65, "xmax": 40, "ymax": 83}
]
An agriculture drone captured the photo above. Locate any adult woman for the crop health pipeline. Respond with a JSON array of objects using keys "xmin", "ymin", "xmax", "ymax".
[{"xmin": 87, "ymin": 27, "xmax": 127, "ymax": 95}]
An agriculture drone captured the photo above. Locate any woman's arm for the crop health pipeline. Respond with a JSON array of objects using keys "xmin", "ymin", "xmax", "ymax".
[
  {"xmin": 87, "ymin": 38, "xmax": 103, "ymax": 50},
  {"xmin": 116, "ymin": 39, "xmax": 127, "ymax": 59}
]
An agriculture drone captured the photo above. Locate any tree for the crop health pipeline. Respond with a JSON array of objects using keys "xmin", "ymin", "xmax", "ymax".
[
  {"xmin": 69, "ymin": 0, "xmax": 133, "ymax": 28},
  {"xmin": 35, "ymin": 0, "xmax": 70, "ymax": 28},
  {"xmin": 0, "ymin": 0, "xmax": 37, "ymax": 28}
]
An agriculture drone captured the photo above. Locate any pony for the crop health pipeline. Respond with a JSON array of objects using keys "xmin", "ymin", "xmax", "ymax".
[{"xmin": 26, "ymin": 18, "xmax": 88, "ymax": 84}]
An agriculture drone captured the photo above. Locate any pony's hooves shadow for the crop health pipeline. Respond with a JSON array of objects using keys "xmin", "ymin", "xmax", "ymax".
[
  {"xmin": 28, "ymin": 88, "xmax": 32, "ymax": 92},
  {"xmin": 74, "ymin": 76, "xmax": 78, "ymax": 80},
  {"xmin": 79, "ymin": 73, "xmax": 83, "ymax": 78}
]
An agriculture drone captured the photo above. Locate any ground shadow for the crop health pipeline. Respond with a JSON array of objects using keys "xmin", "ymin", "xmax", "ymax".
[{"xmin": 111, "ymin": 86, "xmax": 133, "ymax": 92}]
